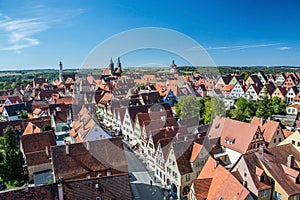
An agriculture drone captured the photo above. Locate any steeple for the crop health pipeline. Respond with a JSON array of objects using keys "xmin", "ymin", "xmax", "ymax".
[
  {"xmin": 117, "ymin": 57, "xmax": 122, "ymax": 73},
  {"xmin": 59, "ymin": 61, "xmax": 63, "ymax": 82},
  {"xmin": 109, "ymin": 58, "xmax": 114, "ymax": 75}
]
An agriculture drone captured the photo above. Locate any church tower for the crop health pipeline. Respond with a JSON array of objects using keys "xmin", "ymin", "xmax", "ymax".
[
  {"xmin": 117, "ymin": 57, "xmax": 122, "ymax": 73},
  {"xmin": 59, "ymin": 61, "xmax": 63, "ymax": 82},
  {"xmin": 109, "ymin": 58, "xmax": 114, "ymax": 75}
]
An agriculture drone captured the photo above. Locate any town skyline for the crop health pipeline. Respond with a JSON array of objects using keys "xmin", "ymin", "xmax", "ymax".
[{"xmin": 1, "ymin": 0, "xmax": 300, "ymax": 69}]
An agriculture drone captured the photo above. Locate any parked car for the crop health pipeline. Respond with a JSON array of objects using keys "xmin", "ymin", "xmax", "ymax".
[{"xmin": 0, "ymin": 182, "xmax": 7, "ymax": 191}]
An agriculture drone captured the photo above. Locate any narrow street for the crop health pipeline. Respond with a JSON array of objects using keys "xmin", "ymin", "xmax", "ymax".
[{"xmin": 124, "ymin": 145, "xmax": 169, "ymax": 200}]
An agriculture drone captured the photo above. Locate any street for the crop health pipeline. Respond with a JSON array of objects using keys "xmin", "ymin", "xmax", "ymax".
[{"xmin": 124, "ymin": 144, "xmax": 170, "ymax": 200}]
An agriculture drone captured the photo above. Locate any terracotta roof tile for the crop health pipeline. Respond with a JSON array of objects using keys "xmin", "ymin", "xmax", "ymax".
[
  {"xmin": 51, "ymin": 137, "xmax": 128, "ymax": 180},
  {"xmin": 196, "ymin": 156, "xmax": 250, "ymax": 199}
]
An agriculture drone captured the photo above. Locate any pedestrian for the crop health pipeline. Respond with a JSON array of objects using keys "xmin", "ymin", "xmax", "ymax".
[{"xmin": 150, "ymin": 180, "xmax": 153, "ymax": 187}]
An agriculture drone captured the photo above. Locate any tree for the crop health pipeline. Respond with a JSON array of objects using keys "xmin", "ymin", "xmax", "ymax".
[
  {"xmin": 0, "ymin": 126, "xmax": 25, "ymax": 185},
  {"xmin": 202, "ymin": 97, "xmax": 226, "ymax": 124},
  {"xmin": 270, "ymin": 97, "xmax": 287, "ymax": 115},
  {"xmin": 241, "ymin": 71, "xmax": 249, "ymax": 80},
  {"xmin": 255, "ymin": 93, "xmax": 272, "ymax": 119},
  {"xmin": 42, "ymin": 124, "xmax": 52, "ymax": 131},
  {"xmin": 176, "ymin": 95, "xmax": 200, "ymax": 120},
  {"xmin": 20, "ymin": 111, "xmax": 28, "ymax": 119},
  {"xmin": 232, "ymin": 98, "xmax": 256, "ymax": 122}
]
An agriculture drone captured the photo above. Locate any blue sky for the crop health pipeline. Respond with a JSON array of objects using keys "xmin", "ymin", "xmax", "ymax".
[{"xmin": 0, "ymin": 0, "xmax": 300, "ymax": 70}]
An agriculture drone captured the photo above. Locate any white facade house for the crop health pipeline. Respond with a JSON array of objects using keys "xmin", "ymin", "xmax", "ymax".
[{"xmin": 230, "ymin": 82, "xmax": 245, "ymax": 98}]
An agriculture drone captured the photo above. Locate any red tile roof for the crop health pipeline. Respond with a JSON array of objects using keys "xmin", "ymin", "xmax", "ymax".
[{"xmin": 196, "ymin": 156, "xmax": 250, "ymax": 199}]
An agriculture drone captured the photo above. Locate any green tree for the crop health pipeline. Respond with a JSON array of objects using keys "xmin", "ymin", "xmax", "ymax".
[
  {"xmin": 20, "ymin": 111, "xmax": 28, "ymax": 119},
  {"xmin": 177, "ymin": 95, "xmax": 200, "ymax": 120},
  {"xmin": 232, "ymin": 98, "xmax": 256, "ymax": 122},
  {"xmin": 0, "ymin": 126, "xmax": 25, "ymax": 185},
  {"xmin": 256, "ymin": 94, "xmax": 272, "ymax": 119},
  {"xmin": 42, "ymin": 124, "xmax": 52, "ymax": 131},
  {"xmin": 241, "ymin": 71, "xmax": 249, "ymax": 80},
  {"xmin": 270, "ymin": 97, "xmax": 287, "ymax": 115}
]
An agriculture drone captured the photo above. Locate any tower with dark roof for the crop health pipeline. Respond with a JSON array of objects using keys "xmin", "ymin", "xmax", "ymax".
[
  {"xmin": 109, "ymin": 58, "xmax": 115, "ymax": 75},
  {"xmin": 59, "ymin": 61, "xmax": 63, "ymax": 82}
]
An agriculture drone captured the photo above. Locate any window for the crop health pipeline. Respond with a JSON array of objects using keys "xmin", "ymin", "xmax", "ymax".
[
  {"xmin": 292, "ymin": 140, "xmax": 296, "ymax": 145},
  {"xmin": 186, "ymin": 174, "xmax": 190, "ymax": 181},
  {"xmin": 292, "ymin": 195, "xmax": 299, "ymax": 200},
  {"xmin": 106, "ymin": 171, "xmax": 111, "ymax": 176},
  {"xmin": 298, "ymin": 142, "xmax": 300, "ymax": 147},
  {"xmin": 96, "ymin": 197, "xmax": 101, "ymax": 200},
  {"xmin": 273, "ymin": 138, "xmax": 277, "ymax": 143},
  {"xmin": 261, "ymin": 190, "xmax": 269, "ymax": 198},
  {"xmin": 279, "ymin": 138, "xmax": 282, "ymax": 142},
  {"xmin": 274, "ymin": 191, "xmax": 282, "ymax": 200}
]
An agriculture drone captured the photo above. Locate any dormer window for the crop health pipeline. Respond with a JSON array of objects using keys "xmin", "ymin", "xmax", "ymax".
[{"xmin": 225, "ymin": 137, "xmax": 235, "ymax": 145}]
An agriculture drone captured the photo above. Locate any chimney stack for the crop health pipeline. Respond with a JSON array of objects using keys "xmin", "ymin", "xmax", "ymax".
[
  {"xmin": 171, "ymin": 125, "xmax": 174, "ymax": 131},
  {"xmin": 287, "ymin": 155, "xmax": 295, "ymax": 168},
  {"xmin": 45, "ymin": 146, "xmax": 49, "ymax": 157},
  {"xmin": 260, "ymin": 118, "xmax": 264, "ymax": 127},
  {"xmin": 86, "ymin": 141, "xmax": 90, "ymax": 151},
  {"xmin": 65, "ymin": 143, "xmax": 69, "ymax": 155},
  {"xmin": 215, "ymin": 159, "xmax": 219, "ymax": 168},
  {"xmin": 58, "ymin": 183, "xmax": 64, "ymax": 200}
]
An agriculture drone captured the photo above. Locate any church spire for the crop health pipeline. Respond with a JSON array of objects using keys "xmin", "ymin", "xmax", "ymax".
[
  {"xmin": 109, "ymin": 57, "xmax": 114, "ymax": 75},
  {"xmin": 59, "ymin": 61, "xmax": 63, "ymax": 82}
]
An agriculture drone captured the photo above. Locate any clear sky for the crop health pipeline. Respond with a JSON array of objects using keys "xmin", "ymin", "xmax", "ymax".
[{"xmin": 0, "ymin": 0, "xmax": 300, "ymax": 70}]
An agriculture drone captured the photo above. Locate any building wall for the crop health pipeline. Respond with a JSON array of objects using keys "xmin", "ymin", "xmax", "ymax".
[
  {"xmin": 267, "ymin": 126, "xmax": 285, "ymax": 148},
  {"xmin": 231, "ymin": 157, "xmax": 259, "ymax": 196},
  {"xmin": 225, "ymin": 147, "xmax": 242, "ymax": 165},
  {"xmin": 165, "ymin": 148, "xmax": 181, "ymax": 198},
  {"xmin": 278, "ymin": 131, "xmax": 300, "ymax": 152},
  {"xmin": 122, "ymin": 110, "xmax": 135, "ymax": 143}
]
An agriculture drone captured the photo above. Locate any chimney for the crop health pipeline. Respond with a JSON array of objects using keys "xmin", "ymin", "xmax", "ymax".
[
  {"xmin": 176, "ymin": 133, "xmax": 179, "ymax": 140},
  {"xmin": 65, "ymin": 143, "xmax": 69, "ymax": 155},
  {"xmin": 287, "ymin": 155, "xmax": 295, "ymax": 168},
  {"xmin": 260, "ymin": 118, "xmax": 264, "ymax": 127},
  {"xmin": 58, "ymin": 183, "xmax": 64, "ymax": 200},
  {"xmin": 215, "ymin": 159, "xmax": 219, "ymax": 168},
  {"xmin": 45, "ymin": 146, "xmax": 49, "ymax": 157},
  {"xmin": 86, "ymin": 141, "xmax": 90, "ymax": 151},
  {"xmin": 171, "ymin": 125, "xmax": 174, "ymax": 131}
]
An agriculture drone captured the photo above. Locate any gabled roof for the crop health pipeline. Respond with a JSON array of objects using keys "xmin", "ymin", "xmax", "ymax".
[
  {"xmin": 190, "ymin": 142, "xmax": 203, "ymax": 163},
  {"xmin": 240, "ymin": 153, "xmax": 272, "ymax": 191},
  {"xmin": 5, "ymin": 95, "xmax": 23, "ymax": 104},
  {"xmin": 288, "ymin": 86, "xmax": 299, "ymax": 95},
  {"xmin": 62, "ymin": 174, "xmax": 132, "ymax": 200},
  {"xmin": 21, "ymin": 130, "xmax": 56, "ymax": 154},
  {"xmin": 273, "ymin": 86, "xmax": 287, "ymax": 96},
  {"xmin": 172, "ymin": 139, "xmax": 194, "ymax": 175},
  {"xmin": 253, "ymin": 144, "xmax": 300, "ymax": 196},
  {"xmin": 209, "ymin": 116, "xmax": 262, "ymax": 154},
  {"xmin": 51, "ymin": 137, "xmax": 128, "ymax": 180},
  {"xmin": 23, "ymin": 122, "xmax": 42, "ymax": 135},
  {"xmin": 196, "ymin": 156, "xmax": 250, "ymax": 199},
  {"xmin": 260, "ymin": 119, "xmax": 281, "ymax": 143},
  {"xmin": 3, "ymin": 103, "xmax": 27, "ymax": 116},
  {"xmin": 192, "ymin": 178, "xmax": 212, "ymax": 199}
]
